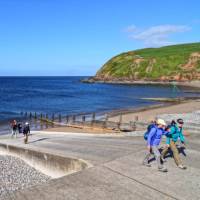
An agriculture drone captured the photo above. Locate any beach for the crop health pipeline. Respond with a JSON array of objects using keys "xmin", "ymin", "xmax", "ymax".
[
  {"xmin": 108, "ymin": 99, "xmax": 200, "ymax": 123},
  {"xmin": 1, "ymin": 77, "xmax": 200, "ymax": 131},
  {"xmin": 42, "ymin": 99, "xmax": 200, "ymax": 134},
  {"xmin": 1, "ymin": 92, "xmax": 200, "ymax": 199}
]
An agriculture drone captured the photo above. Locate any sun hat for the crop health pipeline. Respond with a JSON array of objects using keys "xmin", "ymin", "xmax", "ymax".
[
  {"xmin": 25, "ymin": 122, "xmax": 29, "ymax": 125},
  {"xmin": 156, "ymin": 119, "xmax": 166, "ymax": 126}
]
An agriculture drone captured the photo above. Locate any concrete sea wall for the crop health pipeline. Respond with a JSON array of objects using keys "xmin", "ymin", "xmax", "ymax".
[{"xmin": 0, "ymin": 143, "xmax": 89, "ymax": 178}]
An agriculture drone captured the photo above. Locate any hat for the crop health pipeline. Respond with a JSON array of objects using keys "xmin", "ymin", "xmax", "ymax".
[
  {"xmin": 156, "ymin": 119, "xmax": 166, "ymax": 126},
  {"xmin": 25, "ymin": 122, "xmax": 29, "ymax": 125},
  {"xmin": 177, "ymin": 118, "xmax": 184, "ymax": 124}
]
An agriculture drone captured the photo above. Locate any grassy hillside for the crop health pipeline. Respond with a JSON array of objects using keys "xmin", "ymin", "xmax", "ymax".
[{"xmin": 95, "ymin": 43, "xmax": 200, "ymax": 81}]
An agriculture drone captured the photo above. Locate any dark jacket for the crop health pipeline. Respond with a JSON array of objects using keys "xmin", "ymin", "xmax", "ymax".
[{"xmin": 23, "ymin": 125, "xmax": 30, "ymax": 135}]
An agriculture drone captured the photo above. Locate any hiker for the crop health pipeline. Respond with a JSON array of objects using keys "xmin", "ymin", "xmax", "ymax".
[
  {"xmin": 143, "ymin": 119, "xmax": 169, "ymax": 172},
  {"xmin": 23, "ymin": 122, "xmax": 30, "ymax": 144},
  {"xmin": 17, "ymin": 122, "xmax": 23, "ymax": 134},
  {"xmin": 11, "ymin": 120, "xmax": 18, "ymax": 138},
  {"xmin": 161, "ymin": 119, "xmax": 187, "ymax": 169},
  {"xmin": 144, "ymin": 120, "xmax": 156, "ymax": 140}
]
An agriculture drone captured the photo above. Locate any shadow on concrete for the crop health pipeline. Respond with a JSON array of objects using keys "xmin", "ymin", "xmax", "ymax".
[
  {"xmin": 28, "ymin": 137, "xmax": 50, "ymax": 144},
  {"xmin": 148, "ymin": 146, "xmax": 187, "ymax": 163}
]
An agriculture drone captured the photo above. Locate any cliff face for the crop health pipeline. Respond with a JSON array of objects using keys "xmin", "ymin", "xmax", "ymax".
[{"xmin": 94, "ymin": 43, "xmax": 200, "ymax": 82}]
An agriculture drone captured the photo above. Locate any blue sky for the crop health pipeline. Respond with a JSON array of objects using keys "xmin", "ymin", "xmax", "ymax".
[{"xmin": 0, "ymin": 0, "xmax": 200, "ymax": 76}]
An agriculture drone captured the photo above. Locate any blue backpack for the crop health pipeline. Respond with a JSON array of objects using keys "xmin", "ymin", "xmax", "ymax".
[{"xmin": 144, "ymin": 124, "xmax": 157, "ymax": 140}]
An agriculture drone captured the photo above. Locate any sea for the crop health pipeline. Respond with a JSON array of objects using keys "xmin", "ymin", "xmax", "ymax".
[{"xmin": 0, "ymin": 76, "xmax": 199, "ymax": 134}]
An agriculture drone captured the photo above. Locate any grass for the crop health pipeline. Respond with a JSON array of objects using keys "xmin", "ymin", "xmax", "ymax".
[{"xmin": 97, "ymin": 42, "xmax": 200, "ymax": 80}]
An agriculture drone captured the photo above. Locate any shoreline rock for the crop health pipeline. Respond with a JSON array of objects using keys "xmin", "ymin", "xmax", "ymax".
[{"xmin": 82, "ymin": 77, "xmax": 200, "ymax": 89}]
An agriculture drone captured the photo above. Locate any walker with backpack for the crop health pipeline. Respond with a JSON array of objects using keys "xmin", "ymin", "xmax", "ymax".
[{"xmin": 144, "ymin": 120, "xmax": 177, "ymax": 141}]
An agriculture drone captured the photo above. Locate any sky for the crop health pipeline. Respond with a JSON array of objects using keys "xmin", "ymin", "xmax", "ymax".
[{"xmin": 0, "ymin": 0, "xmax": 200, "ymax": 76}]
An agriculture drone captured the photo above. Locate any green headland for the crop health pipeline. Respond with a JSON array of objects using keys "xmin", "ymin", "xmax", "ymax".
[{"xmin": 87, "ymin": 42, "xmax": 200, "ymax": 83}]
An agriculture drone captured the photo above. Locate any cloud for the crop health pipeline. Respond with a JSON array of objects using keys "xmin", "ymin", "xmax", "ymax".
[
  {"xmin": 123, "ymin": 25, "xmax": 138, "ymax": 33},
  {"xmin": 125, "ymin": 24, "xmax": 191, "ymax": 47}
]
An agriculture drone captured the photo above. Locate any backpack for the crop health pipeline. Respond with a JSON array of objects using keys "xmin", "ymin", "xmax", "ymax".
[
  {"xmin": 144, "ymin": 124, "xmax": 157, "ymax": 140},
  {"xmin": 167, "ymin": 124, "xmax": 179, "ymax": 138}
]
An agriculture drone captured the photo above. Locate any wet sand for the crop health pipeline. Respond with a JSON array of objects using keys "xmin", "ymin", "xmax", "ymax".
[
  {"xmin": 44, "ymin": 99, "xmax": 200, "ymax": 134},
  {"xmin": 45, "ymin": 125, "xmax": 118, "ymax": 134}
]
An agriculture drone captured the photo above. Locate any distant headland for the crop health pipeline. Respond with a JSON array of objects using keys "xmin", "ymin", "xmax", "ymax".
[{"xmin": 83, "ymin": 43, "xmax": 200, "ymax": 88}]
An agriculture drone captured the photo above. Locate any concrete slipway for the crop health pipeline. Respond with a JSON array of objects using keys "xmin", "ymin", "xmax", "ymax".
[{"xmin": 0, "ymin": 131, "xmax": 200, "ymax": 200}]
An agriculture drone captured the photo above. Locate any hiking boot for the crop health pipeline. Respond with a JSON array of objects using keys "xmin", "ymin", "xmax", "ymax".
[
  {"xmin": 161, "ymin": 156, "xmax": 167, "ymax": 162},
  {"xmin": 143, "ymin": 162, "xmax": 151, "ymax": 167},
  {"xmin": 178, "ymin": 165, "xmax": 187, "ymax": 170},
  {"xmin": 158, "ymin": 167, "xmax": 168, "ymax": 172}
]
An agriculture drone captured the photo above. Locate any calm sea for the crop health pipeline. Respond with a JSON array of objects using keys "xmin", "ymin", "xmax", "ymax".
[{"xmin": 0, "ymin": 76, "xmax": 198, "ymax": 124}]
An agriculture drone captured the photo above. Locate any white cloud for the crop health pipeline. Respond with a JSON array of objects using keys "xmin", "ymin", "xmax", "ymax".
[
  {"xmin": 123, "ymin": 25, "xmax": 138, "ymax": 33},
  {"xmin": 125, "ymin": 24, "xmax": 191, "ymax": 47}
]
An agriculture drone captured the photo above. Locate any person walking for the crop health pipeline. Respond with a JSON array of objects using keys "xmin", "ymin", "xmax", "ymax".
[
  {"xmin": 11, "ymin": 120, "xmax": 18, "ymax": 138},
  {"xmin": 23, "ymin": 122, "xmax": 30, "ymax": 144},
  {"xmin": 17, "ymin": 122, "xmax": 23, "ymax": 134},
  {"xmin": 161, "ymin": 119, "xmax": 187, "ymax": 169},
  {"xmin": 143, "ymin": 119, "xmax": 168, "ymax": 172}
]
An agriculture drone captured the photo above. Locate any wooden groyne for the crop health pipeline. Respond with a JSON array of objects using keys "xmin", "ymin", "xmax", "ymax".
[{"xmin": 20, "ymin": 111, "xmax": 137, "ymax": 132}]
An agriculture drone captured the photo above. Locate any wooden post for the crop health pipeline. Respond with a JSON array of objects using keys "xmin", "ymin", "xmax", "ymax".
[
  {"xmin": 82, "ymin": 115, "xmax": 86, "ymax": 125},
  {"xmin": 59, "ymin": 114, "xmax": 62, "ymax": 122},
  {"xmin": 25, "ymin": 112, "xmax": 28, "ymax": 118},
  {"xmin": 72, "ymin": 115, "xmax": 76, "ymax": 123},
  {"xmin": 103, "ymin": 114, "xmax": 108, "ymax": 129},
  {"xmin": 29, "ymin": 112, "xmax": 32, "ymax": 119},
  {"xmin": 92, "ymin": 113, "xmax": 96, "ymax": 122},
  {"xmin": 45, "ymin": 114, "xmax": 48, "ymax": 128},
  {"xmin": 40, "ymin": 113, "xmax": 43, "ymax": 120},
  {"xmin": 52, "ymin": 114, "xmax": 55, "ymax": 122},
  {"xmin": 66, "ymin": 115, "xmax": 69, "ymax": 123},
  {"xmin": 118, "ymin": 114, "xmax": 122, "ymax": 130},
  {"xmin": 34, "ymin": 112, "xmax": 37, "ymax": 119},
  {"xmin": 130, "ymin": 121, "xmax": 136, "ymax": 131}
]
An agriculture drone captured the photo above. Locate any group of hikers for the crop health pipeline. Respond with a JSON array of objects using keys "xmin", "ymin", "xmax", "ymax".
[
  {"xmin": 143, "ymin": 118, "xmax": 187, "ymax": 172},
  {"xmin": 10, "ymin": 117, "xmax": 187, "ymax": 169},
  {"xmin": 10, "ymin": 120, "xmax": 30, "ymax": 144}
]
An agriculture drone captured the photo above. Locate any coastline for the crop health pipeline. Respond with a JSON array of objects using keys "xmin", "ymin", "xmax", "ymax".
[
  {"xmin": 1, "ymin": 97, "xmax": 200, "ymax": 135},
  {"xmin": 45, "ymin": 98, "xmax": 200, "ymax": 133},
  {"xmin": 82, "ymin": 78, "xmax": 200, "ymax": 89}
]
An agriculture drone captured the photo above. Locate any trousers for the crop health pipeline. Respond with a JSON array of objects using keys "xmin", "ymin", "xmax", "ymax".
[
  {"xmin": 161, "ymin": 141, "xmax": 182, "ymax": 166},
  {"xmin": 143, "ymin": 146, "xmax": 163, "ymax": 169}
]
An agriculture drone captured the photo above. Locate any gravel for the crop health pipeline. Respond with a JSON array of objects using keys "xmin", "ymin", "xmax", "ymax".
[{"xmin": 0, "ymin": 155, "xmax": 50, "ymax": 199}]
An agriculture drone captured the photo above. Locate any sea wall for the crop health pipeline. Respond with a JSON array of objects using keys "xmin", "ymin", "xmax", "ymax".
[{"xmin": 0, "ymin": 143, "xmax": 89, "ymax": 178}]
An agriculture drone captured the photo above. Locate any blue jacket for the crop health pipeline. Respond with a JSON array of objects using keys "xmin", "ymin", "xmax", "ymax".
[
  {"xmin": 147, "ymin": 126, "xmax": 168, "ymax": 146},
  {"xmin": 166, "ymin": 125, "xmax": 185, "ymax": 145}
]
